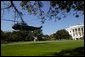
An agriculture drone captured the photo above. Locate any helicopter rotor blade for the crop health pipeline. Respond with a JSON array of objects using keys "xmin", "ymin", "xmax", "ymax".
[{"xmin": 1, "ymin": 19, "xmax": 19, "ymax": 22}]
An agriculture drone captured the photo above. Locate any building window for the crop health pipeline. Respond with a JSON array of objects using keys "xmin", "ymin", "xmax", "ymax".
[
  {"xmin": 73, "ymin": 29, "xmax": 74, "ymax": 32},
  {"xmin": 81, "ymin": 27, "xmax": 83, "ymax": 32},
  {"xmin": 75, "ymin": 29, "xmax": 77, "ymax": 32},
  {"xmin": 81, "ymin": 27, "xmax": 84, "ymax": 36},
  {"xmin": 75, "ymin": 29, "xmax": 77, "ymax": 36},
  {"xmin": 70, "ymin": 31, "xmax": 71, "ymax": 33},
  {"xmin": 78, "ymin": 28, "xmax": 80, "ymax": 31}
]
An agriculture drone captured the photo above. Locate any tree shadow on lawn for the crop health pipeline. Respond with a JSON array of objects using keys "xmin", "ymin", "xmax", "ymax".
[{"xmin": 52, "ymin": 47, "xmax": 84, "ymax": 56}]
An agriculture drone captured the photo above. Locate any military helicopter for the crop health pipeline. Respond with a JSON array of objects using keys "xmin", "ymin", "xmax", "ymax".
[
  {"xmin": 1, "ymin": 19, "xmax": 42, "ymax": 31},
  {"xmin": 12, "ymin": 22, "xmax": 42, "ymax": 31}
]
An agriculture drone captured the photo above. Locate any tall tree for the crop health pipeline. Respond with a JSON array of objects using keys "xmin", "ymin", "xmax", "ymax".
[
  {"xmin": 54, "ymin": 29, "xmax": 72, "ymax": 40},
  {"xmin": 1, "ymin": 1, "xmax": 84, "ymax": 23}
]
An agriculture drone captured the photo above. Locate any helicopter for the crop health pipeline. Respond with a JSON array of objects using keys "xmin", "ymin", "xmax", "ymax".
[
  {"xmin": 12, "ymin": 22, "xmax": 42, "ymax": 31},
  {"xmin": 1, "ymin": 19, "xmax": 42, "ymax": 31}
]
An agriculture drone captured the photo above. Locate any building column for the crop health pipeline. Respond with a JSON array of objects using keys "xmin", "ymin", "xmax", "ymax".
[
  {"xmin": 76, "ymin": 28, "xmax": 78, "ymax": 36},
  {"xmin": 80, "ymin": 27, "xmax": 84, "ymax": 38},
  {"xmin": 82, "ymin": 27, "xmax": 84, "ymax": 36}
]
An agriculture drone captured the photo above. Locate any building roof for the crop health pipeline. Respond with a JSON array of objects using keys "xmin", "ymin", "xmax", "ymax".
[{"xmin": 65, "ymin": 24, "xmax": 84, "ymax": 30}]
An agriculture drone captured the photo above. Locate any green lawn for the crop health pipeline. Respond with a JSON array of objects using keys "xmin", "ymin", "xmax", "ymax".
[{"xmin": 1, "ymin": 40, "xmax": 84, "ymax": 56}]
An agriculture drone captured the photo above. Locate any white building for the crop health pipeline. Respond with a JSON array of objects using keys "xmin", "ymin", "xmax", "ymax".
[{"xmin": 65, "ymin": 24, "xmax": 84, "ymax": 40}]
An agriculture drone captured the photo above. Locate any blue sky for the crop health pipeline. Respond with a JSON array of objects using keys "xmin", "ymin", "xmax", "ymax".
[{"xmin": 1, "ymin": 1, "xmax": 84, "ymax": 35}]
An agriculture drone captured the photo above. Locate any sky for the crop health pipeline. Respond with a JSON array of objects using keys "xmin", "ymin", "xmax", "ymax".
[{"xmin": 1, "ymin": 1, "xmax": 84, "ymax": 35}]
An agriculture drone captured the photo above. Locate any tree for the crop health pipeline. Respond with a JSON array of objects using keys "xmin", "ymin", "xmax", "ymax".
[
  {"xmin": 32, "ymin": 29, "xmax": 44, "ymax": 41},
  {"xmin": 1, "ymin": 31, "xmax": 12, "ymax": 43},
  {"xmin": 11, "ymin": 31, "xmax": 24, "ymax": 41},
  {"xmin": 44, "ymin": 35, "xmax": 50, "ymax": 40},
  {"xmin": 49, "ymin": 33, "xmax": 56, "ymax": 40},
  {"xmin": 5, "ymin": 32, "xmax": 12, "ymax": 42},
  {"xmin": 1, "ymin": 30, "xmax": 4, "ymax": 40},
  {"xmin": 1, "ymin": 30, "xmax": 6, "ymax": 43},
  {"xmin": 1, "ymin": 29, "xmax": 44, "ymax": 43},
  {"xmin": 1, "ymin": 1, "xmax": 84, "ymax": 23},
  {"xmin": 54, "ymin": 29, "xmax": 72, "ymax": 40},
  {"xmin": 11, "ymin": 31, "xmax": 32, "ymax": 41}
]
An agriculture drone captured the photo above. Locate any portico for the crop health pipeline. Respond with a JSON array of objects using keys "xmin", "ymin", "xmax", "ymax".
[{"xmin": 65, "ymin": 24, "xmax": 84, "ymax": 40}]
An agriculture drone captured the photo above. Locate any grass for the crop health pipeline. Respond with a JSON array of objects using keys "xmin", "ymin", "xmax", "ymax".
[{"xmin": 1, "ymin": 40, "xmax": 84, "ymax": 56}]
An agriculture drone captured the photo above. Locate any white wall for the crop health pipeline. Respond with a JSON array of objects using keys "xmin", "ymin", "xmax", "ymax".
[{"xmin": 65, "ymin": 24, "xmax": 84, "ymax": 40}]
